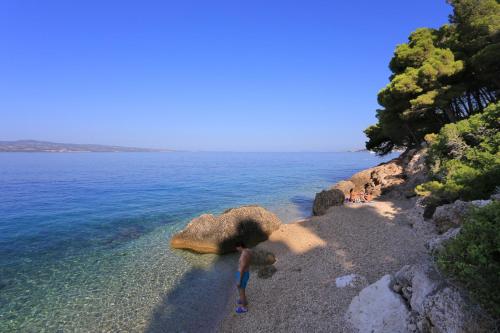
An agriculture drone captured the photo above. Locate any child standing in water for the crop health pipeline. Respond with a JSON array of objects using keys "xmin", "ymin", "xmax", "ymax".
[{"xmin": 235, "ymin": 241, "xmax": 252, "ymax": 313}]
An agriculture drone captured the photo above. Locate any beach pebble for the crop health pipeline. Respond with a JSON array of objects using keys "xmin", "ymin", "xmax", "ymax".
[
  {"xmin": 258, "ymin": 265, "xmax": 277, "ymax": 279},
  {"xmin": 335, "ymin": 274, "xmax": 367, "ymax": 288}
]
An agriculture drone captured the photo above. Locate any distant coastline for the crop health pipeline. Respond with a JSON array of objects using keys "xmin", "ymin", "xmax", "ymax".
[{"xmin": 0, "ymin": 140, "xmax": 174, "ymax": 153}]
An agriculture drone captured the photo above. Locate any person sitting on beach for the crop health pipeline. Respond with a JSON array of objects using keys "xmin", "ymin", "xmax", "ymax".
[
  {"xmin": 348, "ymin": 188, "xmax": 362, "ymax": 203},
  {"xmin": 348, "ymin": 188, "xmax": 356, "ymax": 202},
  {"xmin": 363, "ymin": 184, "xmax": 373, "ymax": 202},
  {"xmin": 235, "ymin": 241, "xmax": 252, "ymax": 314}
]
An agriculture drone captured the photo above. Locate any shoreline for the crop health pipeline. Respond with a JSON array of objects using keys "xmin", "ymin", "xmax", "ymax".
[
  {"xmin": 218, "ymin": 197, "xmax": 429, "ymax": 332},
  {"xmin": 215, "ymin": 146, "xmax": 499, "ymax": 332},
  {"xmin": 216, "ymin": 151, "xmax": 429, "ymax": 332}
]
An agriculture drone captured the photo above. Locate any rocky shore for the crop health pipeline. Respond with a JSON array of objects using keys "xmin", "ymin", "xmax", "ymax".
[{"xmin": 171, "ymin": 148, "xmax": 499, "ymax": 332}]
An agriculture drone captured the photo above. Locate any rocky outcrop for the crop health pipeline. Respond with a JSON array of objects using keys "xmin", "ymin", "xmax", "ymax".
[
  {"xmin": 332, "ymin": 180, "xmax": 355, "ymax": 195},
  {"xmin": 432, "ymin": 199, "xmax": 491, "ymax": 233},
  {"xmin": 347, "ymin": 263, "xmax": 496, "ymax": 333},
  {"xmin": 312, "ymin": 189, "xmax": 345, "ymax": 216},
  {"xmin": 170, "ymin": 205, "xmax": 282, "ymax": 254},
  {"xmin": 346, "ymin": 275, "xmax": 410, "ymax": 333},
  {"xmin": 391, "ymin": 264, "xmax": 496, "ymax": 333},
  {"xmin": 330, "ymin": 146, "xmax": 429, "ymax": 201},
  {"xmin": 333, "ymin": 160, "xmax": 405, "ymax": 198},
  {"xmin": 402, "ymin": 148, "xmax": 428, "ymax": 187},
  {"xmin": 426, "ymin": 227, "xmax": 461, "ymax": 254}
]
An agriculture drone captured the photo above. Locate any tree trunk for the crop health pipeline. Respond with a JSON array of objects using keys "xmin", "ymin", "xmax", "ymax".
[
  {"xmin": 444, "ymin": 106, "xmax": 457, "ymax": 123},
  {"xmin": 466, "ymin": 92, "xmax": 475, "ymax": 115},
  {"xmin": 473, "ymin": 91, "xmax": 484, "ymax": 111}
]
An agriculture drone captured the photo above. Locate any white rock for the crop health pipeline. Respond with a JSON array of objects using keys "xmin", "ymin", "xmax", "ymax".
[
  {"xmin": 346, "ymin": 275, "xmax": 410, "ymax": 333},
  {"xmin": 410, "ymin": 266, "xmax": 439, "ymax": 315},
  {"xmin": 335, "ymin": 274, "xmax": 367, "ymax": 288}
]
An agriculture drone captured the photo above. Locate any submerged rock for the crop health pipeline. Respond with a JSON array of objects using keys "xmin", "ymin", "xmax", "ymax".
[
  {"xmin": 170, "ymin": 205, "xmax": 282, "ymax": 254},
  {"xmin": 312, "ymin": 189, "xmax": 345, "ymax": 216}
]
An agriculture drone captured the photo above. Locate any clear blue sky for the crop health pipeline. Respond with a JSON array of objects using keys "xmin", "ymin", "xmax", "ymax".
[{"xmin": 0, "ymin": 1, "xmax": 452, "ymax": 151}]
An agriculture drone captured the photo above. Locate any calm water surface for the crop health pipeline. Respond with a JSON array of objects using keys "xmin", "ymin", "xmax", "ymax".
[{"xmin": 0, "ymin": 152, "xmax": 395, "ymax": 332}]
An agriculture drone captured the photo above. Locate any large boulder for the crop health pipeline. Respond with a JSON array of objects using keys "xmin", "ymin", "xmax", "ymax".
[
  {"xmin": 312, "ymin": 188, "xmax": 345, "ymax": 216},
  {"xmin": 424, "ymin": 287, "xmax": 495, "ymax": 333},
  {"xmin": 346, "ymin": 275, "xmax": 410, "ymax": 333},
  {"xmin": 433, "ymin": 199, "xmax": 491, "ymax": 233},
  {"xmin": 170, "ymin": 205, "xmax": 282, "ymax": 254},
  {"xmin": 391, "ymin": 264, "xmax": 496, "ymax": 333}
]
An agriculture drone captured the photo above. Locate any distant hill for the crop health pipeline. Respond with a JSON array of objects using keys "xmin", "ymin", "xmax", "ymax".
[{"xmin": 0, "ymin": 140, "xmax": 174, "ymax": 153}]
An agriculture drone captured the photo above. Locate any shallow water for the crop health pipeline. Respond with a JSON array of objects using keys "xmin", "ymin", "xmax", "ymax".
[{"xmin": 0, "ymin": 152, "xmax": 395, "ymax": 332}]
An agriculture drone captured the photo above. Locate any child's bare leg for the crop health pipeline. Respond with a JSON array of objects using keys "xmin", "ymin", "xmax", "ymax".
[{"xmin": 238, "ymin": 288, "xmax": 248, "ymax": 306}]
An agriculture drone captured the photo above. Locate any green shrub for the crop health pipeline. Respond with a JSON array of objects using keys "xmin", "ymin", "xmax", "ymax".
[
  {"xmin": 418, "ymin": 101, "xmax": 500, "ymax": 203},
  {"xmin": 437, "ymin": 201, "xmax": 500, "ymax": 317}
]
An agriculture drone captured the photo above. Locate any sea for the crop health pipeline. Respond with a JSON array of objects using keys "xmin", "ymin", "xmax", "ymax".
[{"xmin": 0, "ymin": 152, "xmax": 396, "ymax": 332}]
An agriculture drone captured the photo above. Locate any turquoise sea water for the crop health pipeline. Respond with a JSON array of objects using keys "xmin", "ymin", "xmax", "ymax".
[{"xmin": 0, "ymin": 152, "xmax": 395, "ymax": 332}]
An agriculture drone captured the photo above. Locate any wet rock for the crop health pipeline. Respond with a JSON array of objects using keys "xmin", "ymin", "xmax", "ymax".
[
  {"xmin": 312, "ymin": 189, "xmax": 344, "ymax": 216},
  {"xmin": 170, "ymin": 205, "xmax": 282, "ymax": 254}
]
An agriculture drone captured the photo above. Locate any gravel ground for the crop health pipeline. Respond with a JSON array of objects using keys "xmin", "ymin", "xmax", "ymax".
[{"xmin": 218, "ymin": 199, "xmax": 429, "ymax": 333}]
